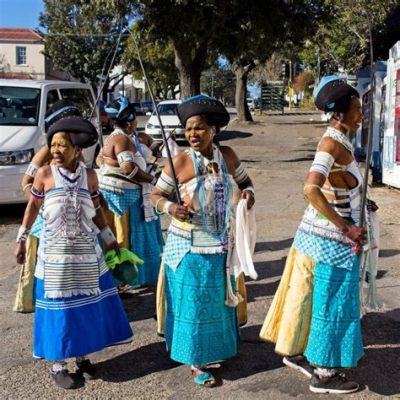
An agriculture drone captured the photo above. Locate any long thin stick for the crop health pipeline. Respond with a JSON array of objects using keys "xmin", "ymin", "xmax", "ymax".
[
  {"xmin": 129, "ymin": 31, "xmax": 182, "ymax": 204},
  {"xmin": 359, "ymin": 22, "xmax": 375, "ymax": 228}
]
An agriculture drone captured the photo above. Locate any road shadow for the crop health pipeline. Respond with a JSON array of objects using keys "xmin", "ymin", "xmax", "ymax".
[
  {"xmin": 361, "ymin": 311, "xmax": 400, "ymax": 346},
  {"xmin": 350, "ymin": 346, "xmax": 400, "ymax": 396},
  {"xmin": 96, "ymin": 341, "xmax": 178, "ymax": 382},
  {"xmin": 0, "ymin": 204, "xmax": 25, "ymax": 224},
  {"xmin": 255, "ymin": 238, "xmax": 293, "ymax": 253},
  {"xmin": 214, "ymin": 325, "xmax": 283, "ymax": 381},
  {"xmin": 251, "ymin": 257, "xmax": 286, "ymax": 281},
  {"xmin": 217, "ymin": 130, "xmax": 253, "ymax": 142},
  {"xmin": 246, "ymin": 279, "xmax": 280, "ymax": 303},
  {"xmin": 280, "ymin": 156, "xmax": 314, "ymax": 163},
  {"xmin": 120, "ymin": 287, "xmax": 156, "ymax": 323},
  {"xmin": 379, "ymin": 249, "xmax": 400, "ymax": 258},
  {"xmin": 274, "ymin": 121, "xmax": 327, "ymax": 126}
]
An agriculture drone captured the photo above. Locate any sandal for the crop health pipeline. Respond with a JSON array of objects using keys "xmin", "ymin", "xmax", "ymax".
[{"xmin": 192, "ymin": 370, "xmax": 219, "ymax": 388}]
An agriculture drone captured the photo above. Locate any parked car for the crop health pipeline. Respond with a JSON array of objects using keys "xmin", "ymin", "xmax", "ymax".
[
  {"xmin": 0, "ymin": 79, "xmax": 99, "ymax": 204},
  {"xmin": 145, "ymin": 100, "xmax": 184, "ymax": 143},
  {"xmin": 140, "ymin": 100, "xmax": 154, "ymax": 114},
  {"xmin": 131, "ymin": 102, "xmax": 143, "ymax": 115}
]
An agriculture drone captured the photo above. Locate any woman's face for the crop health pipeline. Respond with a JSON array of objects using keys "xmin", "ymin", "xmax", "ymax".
[
  {"xmin": 341, "ymin": 97, "xmax": 363, "ymax": 134},
  {"xmin": 127, "ymin": 119, "xmax": 137, "ymax": 134},
  {"xmin": 184, "ymin": 115, "xmax": 213, "ymax": 153},
  {"xmin": 50, "ymin": 132, "xmax": 79, "ymax": 168}
]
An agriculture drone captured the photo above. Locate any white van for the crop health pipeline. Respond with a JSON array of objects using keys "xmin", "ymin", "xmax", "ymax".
[{"xmin": 0, "ymin": 79, "xmax": 100, "ymax": 204}]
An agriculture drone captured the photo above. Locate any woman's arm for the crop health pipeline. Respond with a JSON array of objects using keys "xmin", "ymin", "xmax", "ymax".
[
  {"xmin": 114, "ymin": 136, "xmax": 156, "ymax": 184},
  {"xmin": 151, "ymin": 154, "xmax": 190, "ymax": 221},
  {"xmin": 220, "ymin": 146, "xmax": 255, "ymax": 209},
  {"xmin": 15, "ymin": 167, "xmax": 47, "ymax": 264},
  {"xmin": 87, "ymin": 169, "xmax": 120, "ymax": 253},
  {"xmin": 304, "ymin": 140, "xmax": 364, "ymax": 244},
  {"xmin": 21, "ymin": 146, "xmax": 51, "ymax": 200}
]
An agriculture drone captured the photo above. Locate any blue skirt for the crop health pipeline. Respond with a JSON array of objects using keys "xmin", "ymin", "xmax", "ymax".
[
  {"xmin": 304, "ymin": 256, "xmax": 364, "ymax": 368},
  {"xmin": 128, "ymin": 191, "xmax": 163, "ymax": 286},
  {"xmin": 33, "ymin": 271, "xmax": 133, "ymax": 361},
  {"xmin": 165, "ymin": 253, "xmax": 238, "ymax": 366}
]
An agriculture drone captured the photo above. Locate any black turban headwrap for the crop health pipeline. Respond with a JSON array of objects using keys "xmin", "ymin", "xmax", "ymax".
[
  {"xmin": 315, "ymin": 77, "xmax": 359, "ymax": 113},
  {"xmin": 44, "ymin": 99, "xmax": 82, "ymax": 131},
  {"xmin": 177, "ymin": 95, "xmax": 230, "ymax": 129},
  {"xmin": 47, "ymin": 116, "xmax": 98, "ymax": 149}
]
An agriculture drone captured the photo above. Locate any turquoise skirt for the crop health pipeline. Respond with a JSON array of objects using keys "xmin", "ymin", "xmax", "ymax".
[
  {"xmin": 165, "ymin": 253, "xmax": 238, "ymax": 366},
  {"xmin": 102, "ymin": 188, "xmax": 163, "ymax": 286},
  {"xmin": 304, "ymin": 255, "xmax": 364, "ymax": 368},
  {"xmin": 128, "ymin": 192, "xmax": 163, "ymax": 286}
]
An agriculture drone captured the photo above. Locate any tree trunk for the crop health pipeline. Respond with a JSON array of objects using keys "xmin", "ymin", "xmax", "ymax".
[
  {"xmin": 234, "ymin": 65, "xmax": 253, "ymax": 122},
  {"xmin": 174, "ymin": 40, "xmax": 207, "ymax": 99}
]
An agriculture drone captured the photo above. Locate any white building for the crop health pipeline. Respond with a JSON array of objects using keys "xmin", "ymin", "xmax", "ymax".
[{"xmin": 0, "ymin": 28, "xmax": 70, "ymax": 80}]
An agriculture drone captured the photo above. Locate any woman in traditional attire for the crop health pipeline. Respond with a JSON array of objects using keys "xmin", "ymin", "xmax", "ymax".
[
  {"xmin": 98, "ymin": 97, "xmax": 163, "ymax": 287},
  {"xmin": 151, "ymin": 95, "xmax": 255, "ymax": 387},
  {"xmin": 14, "ymin": 101, "xmax": 83, "ymax": 313},
  {"xmin": 260, "ymin": 76, "xmax": 365, "ymax": 394},
  {"xmin": 15, "ymin": 116, "xmax": 133, "ymax": 389}
]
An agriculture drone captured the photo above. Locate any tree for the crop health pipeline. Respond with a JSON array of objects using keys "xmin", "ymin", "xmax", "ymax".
[
  {"xmin": 136, "ymin": 0, "xmax": 228, "ymax": 99},
  {"xmin": 39, "ymin": 0, "xmax": 131, "ymax": 91},
  {"xmin": 123, "ymin": 21, "xmax": 179, "ymax": 99},
  {"xmin": 200, "ymin": 62, "xmax": 236, "ymax": 105},
  {"xmin": 217, "ymin": 1, "xmax": 324, "ymax": 121},
  {"xmin": 299, "ymin": 0, "xmax": 398, "ymax": 75}
]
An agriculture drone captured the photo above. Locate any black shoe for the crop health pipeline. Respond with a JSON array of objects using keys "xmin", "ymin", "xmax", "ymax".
[
  {"xmin": 309, "ymin": 372, "xmax": 359, "ymax": 394},
  {"xmin": 76, "ymin": 359, "xmax": 97, "ymax": 380},
  {"xmin": 51, "ymin": 369, "xmax": 79, "ymax": 389},
  {"xmin": 283, "ymin": 355, "xmax": 314, "ymax": 378}
]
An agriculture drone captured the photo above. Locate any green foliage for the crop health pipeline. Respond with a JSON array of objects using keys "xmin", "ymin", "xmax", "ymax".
[
  {"xmin": 299, "ymin": 0, "xmax": 398, "ymax": 74},
  {"xmin": 122, "ymin": 21, "xmax": 178, "ymax": 99},
  {"xmin": 200, "ymin": 63, "xmax": 235, "ymax": 104},
  {"xmin": 39, "ymin": 0, "xmax": 131, "ymax": 86}
]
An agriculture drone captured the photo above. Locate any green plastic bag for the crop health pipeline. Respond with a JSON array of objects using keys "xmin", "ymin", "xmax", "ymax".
[{"xmin": 105, "ymin": 248, "xmax": 144, "ymax": 286}]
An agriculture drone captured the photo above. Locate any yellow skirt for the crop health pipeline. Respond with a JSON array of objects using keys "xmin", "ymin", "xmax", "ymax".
[
  {"xmin": 106, "ymin": 209, "xmax": 130, "ymax": 248},
  {"xmin": 259, "ymin": 247, "xmax": 315, "ymax": 356},
  {"xmin": 156, "ymin": 262, "xmax": 248, "ymax": 335},
  {"xmin": 14, "ymin": 235, "xmax": 38, "ymax": 313}
]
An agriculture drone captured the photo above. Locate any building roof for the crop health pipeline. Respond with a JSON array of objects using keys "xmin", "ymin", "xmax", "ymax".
[{"xmin": 0, "ymin": 28, "xmax": 42, "ymax": 41}]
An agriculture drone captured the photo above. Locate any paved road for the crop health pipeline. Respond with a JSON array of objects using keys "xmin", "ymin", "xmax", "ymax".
[{"xmin": 1, "ymin": 111, "xmax": 399, "ymax": 399}]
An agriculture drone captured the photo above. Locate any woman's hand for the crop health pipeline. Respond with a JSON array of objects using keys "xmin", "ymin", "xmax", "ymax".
[
  {"xmin": 242, "ymin": 190, "xmax": 255, "ymax": 209},
  {"xmin": 107, "ymin": 240, "xmax": 120, "ymax": 256},
  {"xmin": 168, "ymin": 203, "xmax": 191, "ymax": 221},
  {"xmin": 342, "ymin": 224, "xmax": 366, "ymax": 245},
  {"xmin": 15, "ymin": 241, "xmax": 27, "ymax": 265}
]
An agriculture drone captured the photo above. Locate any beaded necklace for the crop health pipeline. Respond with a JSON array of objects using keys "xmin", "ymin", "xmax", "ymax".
[
  {"xmin": 56, "ymin": 163, "xmax": 84, "ymax": 241},
  {"xmin": 324, "ymin": 127, "xmax": 354, "ymax": 155},
  {"xmin": 190, "ymin": 146, "xmax": 232, "ymax": 239}
]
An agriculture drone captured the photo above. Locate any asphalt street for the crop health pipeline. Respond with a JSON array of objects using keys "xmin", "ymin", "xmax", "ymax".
[{"xmin": 0, "ymin": 111, "xmax": 399, "ymax": 399}]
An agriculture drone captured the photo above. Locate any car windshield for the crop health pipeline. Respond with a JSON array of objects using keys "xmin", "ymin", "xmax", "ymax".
[
  {"xmin": 155, "ymin": 103, "xmax": 178, "ymax": 116},
  {"xmin": 0, "ymin": 86, "xmax": 41, "ymax": 126}
]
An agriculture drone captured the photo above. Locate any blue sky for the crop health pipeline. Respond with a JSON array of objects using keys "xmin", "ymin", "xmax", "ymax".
[{"xmin": 0, "ymin": 0, "xmax": 43, "ymax": 28}]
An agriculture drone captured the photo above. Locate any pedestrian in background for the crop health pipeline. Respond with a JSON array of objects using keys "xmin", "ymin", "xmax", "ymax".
[{"xmin": 97, "ymin": 97, "xmax": 163, "ymax": 288}]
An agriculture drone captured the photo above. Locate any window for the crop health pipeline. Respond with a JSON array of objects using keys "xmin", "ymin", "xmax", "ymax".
[
  {"xmin": 16, "ymin": 47, "xmax": 27, "ymax": 65},
  {"xmin": 0, "ymin": 86, "xmax": 41, "ymax": 126},
  {"xmin": 59, "ymin": 88, "xmax": 94, "ymax": 119},
  {"xmin": 46, "ymin": 90, "xmax": 59, "ymax": 111}
]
